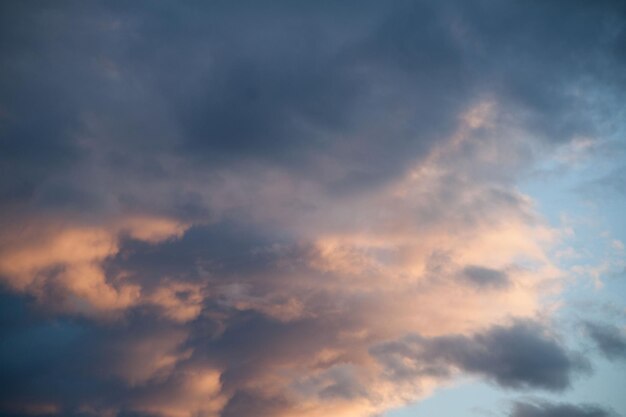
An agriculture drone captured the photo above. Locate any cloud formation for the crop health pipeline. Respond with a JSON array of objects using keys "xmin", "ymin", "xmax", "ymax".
[{"xmin": 0, "ymin": 1, "xmax": 625, "ymax": 416}]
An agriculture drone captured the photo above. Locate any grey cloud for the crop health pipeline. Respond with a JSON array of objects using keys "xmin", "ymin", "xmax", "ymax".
[
  {"xmin": 220, "ymin": 390, "xmax": 292, "ymax": 417},
  {"xmin": 317, "ymin": 366, "xmax": 369, "ymax": 401},
  {"xmin": 0, "ymin": 288, "xmax": 352, "ymax": 417},
  {"xmin": 106, "ymin": 222, "xmax": 292, "ymax": 287},
  {"xmin": 0, "ymin": 289, "xmax": 209, "ymax": 416},
  {"xmin": 371, "ymin": 320, "xmax": 590, "ymax": 391},
  {"xmin": 1, "ymin": 0, "xmax": 624, "ymax": 218},
  {"xmin": 511, "ymin": 400, "xmax": 619, "ymax": 417},
  {"xmin": 461, "ymin": 265, "xmax": 510, "ymax": 289},
  {"xmin": 0, "ymin": 293, "xmax": 114, "ymax": 413},
  {"xmin": 584, "ymin": 321, "xmax": 626, "ymax": 361}
]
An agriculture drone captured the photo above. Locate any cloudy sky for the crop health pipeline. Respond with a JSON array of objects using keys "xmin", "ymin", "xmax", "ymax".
[{"xmin": 1, "ymin": 1, "xmax": 625, "ymax": 417}]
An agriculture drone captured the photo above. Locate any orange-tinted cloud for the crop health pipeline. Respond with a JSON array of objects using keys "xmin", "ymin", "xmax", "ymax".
[{"xmin": 0, "ymin": 216, "xmax": 187, "ymax": 316}]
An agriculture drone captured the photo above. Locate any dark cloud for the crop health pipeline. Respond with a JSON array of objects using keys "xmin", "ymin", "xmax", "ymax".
[
  {"xmin": 0, "ymin": 291, "xmax": 104, "ymax": 414},
  {"xmin": 0, "ymin": 0, "xmax": 624, "ymax": 216},
  {"xmin": 584, "ymin": 321, "xmax": 626, "ymax": 361},
  {"xmin": 510, "ymin": 400, "xmax": 618, "ymax": 417},
  {"xmin": 461, "ymin": 265, "xmax": 510, "ymax": 289},
  {"xmin": 0, "ymin": 288, "xmax": 203, "ymax": 416},
  {"xmin": 0, "ymin": 286, "xmax": 360, "ymax": 417},
  {"xmin": 107, "ymin": 222, "xmax": 293, "ymax": 287},
  {"xmin": 371, "ymin": 320, "xmax": 590, "ymax": 391},
  {"xmin": 220, "ymin": 390, "xmax": 292, "ymax": 417}
]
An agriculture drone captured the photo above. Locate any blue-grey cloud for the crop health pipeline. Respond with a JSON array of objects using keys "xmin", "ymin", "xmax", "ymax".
[
  {"xmin": 511, "ymin": 400, "xmax": 619, "ymax": 417},
  {"xmin": 371, "ymin": 320, "xmax": 590, "ymax": 391},
  {"xmin": 0, "ymin": 0, "xmax": 624, "ymax": 218},
  {"xmin": 584, "ymin": 321, "xmax": 626, "ymax": 361},
  {"xmin": 461, "ymin": 265, "xmax": 510, "ymax": 289}
]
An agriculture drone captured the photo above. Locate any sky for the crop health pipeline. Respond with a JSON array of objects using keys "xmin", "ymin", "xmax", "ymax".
[{"xmin": 0, "ymin": 1, "xmax": 625, "ymax": 417}]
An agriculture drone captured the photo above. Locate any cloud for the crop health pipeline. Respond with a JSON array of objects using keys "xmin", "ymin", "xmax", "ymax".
[
  {"xmin": 0, "ymin": 191, "xmax": 563, "ymax": 417},
  {"xmin": 371, "ymin": 320, "xmax": 590, "ymax": 391},
  {"xmin": 461, "ymin": 265, "xmax": 510, "ymax": 289},
  {"xmin": 0, "ymin": 216, "xmax": 187, "ymax": 316},
  {"xmin": 0, "ymin": 0, "xmax": 624, "ymax": 416},
  {"xmin": 510, "ymin": 400, "xmax": 619, "ymax": 417},
  {"xmin": 220, "ymin": 391, "xmax": 292, "ymax": 417},
  {"xmin": 584, "ymin": 322, "xmax": 626, "ymax": 361},
  {"xmin": 1, "ymin": 0, "xmax": 624, "ymax": 215}
]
